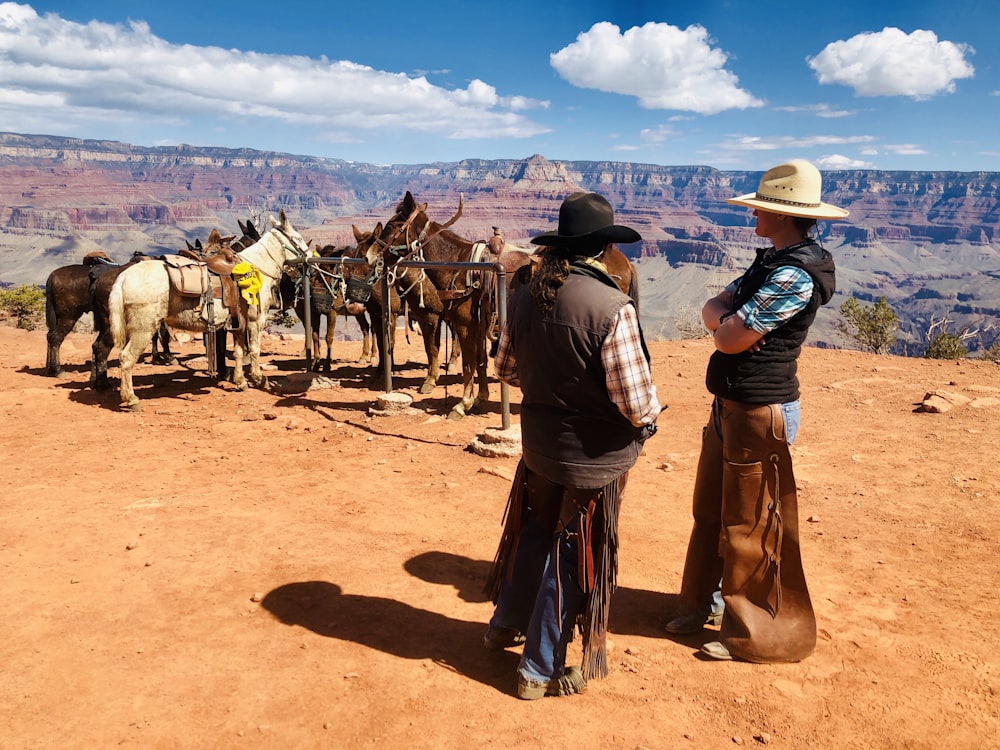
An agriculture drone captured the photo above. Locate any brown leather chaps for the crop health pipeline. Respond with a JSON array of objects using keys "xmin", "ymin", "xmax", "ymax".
[{"xmin": 677, "ymin": 398, "xmax": 816, "ymax": 663}]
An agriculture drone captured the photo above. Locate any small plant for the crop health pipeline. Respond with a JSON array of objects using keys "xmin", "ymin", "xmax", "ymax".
[
  {"xmin": 0, "ymin": 284, "xmax": 46, "ymax": 330},
  {"xmin": 269, "ymin": 309, "xmax": 299, "ymax": 329},
  {"xmin": 983, "ymin": 338, "xmax": 1000, "ymax": 364},
  {"xmin": 837, "ymin": 296, "xmax": 898, "ymax": 354},
  {"xmin": 923, "ymin": 316, "xmax": 976, "ymax": 360}
]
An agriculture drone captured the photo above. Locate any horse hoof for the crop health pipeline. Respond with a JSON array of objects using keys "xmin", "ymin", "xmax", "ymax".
[
  {"xmin": 123, "ymin": 402, "xmax": 142, "ymax": 412},
  {"xmin": 419, "ymin": 382, "xmax": 435, "ymax": 395},
  {"xmin": 448, "ymin": 405, "xmax": 467, "ymax": 420}
]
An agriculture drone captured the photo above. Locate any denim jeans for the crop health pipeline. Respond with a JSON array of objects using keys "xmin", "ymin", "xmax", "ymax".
[{"xmin": 489, "ymin": 514, "xmax": 586, "ymax": 683}]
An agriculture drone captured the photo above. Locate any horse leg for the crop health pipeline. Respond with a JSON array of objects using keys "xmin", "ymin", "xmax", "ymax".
[
  {"xmin": 417, "ymin": 314, "xmax": 441, "ymax": 395},
  {"xmin": 91, "ymin": 326, "xmax": 114, "ymax": 391},
  {"xmin": 324, "ymin": 312, "xmax": 336, "ymax": 373},
  {"xmin": 118, "ymin": 325, "xmax": 154, "ymax": 411},
  {"xmin": 152, "ymin": 321, "xmax": 178, "ymax": 365},
  {"xmin": 447, "ymin": 316, "xmax": 489, "ymax": 420},
  {"xmin": 45, "ymin": 317, "xmax": 77, "ymax": 377},
  {"xmin": 357, "ymin": 312, "xmax": 373, "ymax": 364},
  {"xmin": 243, "ymin": 320, "xmax": 268, "ymax": 390},
  {"xmin": 309, "ymin": 309, "xmax": 322, "ymax": 372}
]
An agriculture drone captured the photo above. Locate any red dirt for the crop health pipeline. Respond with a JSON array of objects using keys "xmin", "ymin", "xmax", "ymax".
[{"xmin": 1, "ymin": 323, "xmax": 998, "ymax": 749}]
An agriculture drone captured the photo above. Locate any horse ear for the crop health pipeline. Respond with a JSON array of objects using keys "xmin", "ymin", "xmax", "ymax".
[
  {"xmin": 238, "ymin": 219, "xmax": 247, "ymax": 233},
  {"xmin": 186, "ymin": 240, "xmax": 195, "ymax": 251},
  {"xmin": 352, "ymin": 224, "xmax": 363, "ymax": 241},
  {"xmin": 195, "ymin": 239, "xmax": 203, "ymax": 250},
  {"xmin": 208, "ymin": 228, "xmax": 221, "ymax": 242},
  {"xmin": 402, "ymin": 192, "xmax": 415, "ymax": 210}
]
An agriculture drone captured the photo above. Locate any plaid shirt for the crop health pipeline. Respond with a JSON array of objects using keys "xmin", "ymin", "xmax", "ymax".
[
  {"xmin": 731, "ymin": 265, "xmax": 814, "ymax": 334},
  {"xmin": 494, "ymin": 302, "xmax": 661, "ymax": 427}
]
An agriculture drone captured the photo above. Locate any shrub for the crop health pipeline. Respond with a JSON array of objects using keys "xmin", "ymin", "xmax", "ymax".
[
  {"xmin": 837, "ymin": 296, "xmax": 898, "ymax": 354},
  {"xmin": 0, "ymin": 284, "xmax": 46, "ymax": 330},
  {"xmin": 981, "ymin": 338, "xmax": 1000, "ymax": 364},
  {"xmin": 924, "ymin": 332, "xmax": 968, "ymax": 360}
]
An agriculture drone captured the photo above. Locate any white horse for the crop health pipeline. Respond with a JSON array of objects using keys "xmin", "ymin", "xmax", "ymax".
[{"xmin": 109, "ymin": 210, "xmax": 310, "ymax": 410}]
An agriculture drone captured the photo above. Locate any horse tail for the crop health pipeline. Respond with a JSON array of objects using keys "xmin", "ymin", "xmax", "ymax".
[
  {"xmin": 109, "ymin": 275, "xmax": 126, "ymax": 349},
  {"xmin": 627, "ymin": 262, "xmax": 640, "ymax": 314}
]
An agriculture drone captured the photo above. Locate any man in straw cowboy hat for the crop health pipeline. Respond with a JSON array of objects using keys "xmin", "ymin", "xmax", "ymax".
[
  {"xmin": 665, "ymin": 159, "xmax": 848, "ymax": 662},
  {"xmin": 484, "ymin": 191, "xmax": 661, "ymax": 698}
]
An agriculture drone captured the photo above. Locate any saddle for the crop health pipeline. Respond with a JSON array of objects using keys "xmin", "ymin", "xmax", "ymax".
[
  {"xmin": 437, "ymin": 241, "xmax": 493, "ymax": 302},
  {"xmin": 164, "ymin": 244, "xmax": 245, "ymax": 330}
]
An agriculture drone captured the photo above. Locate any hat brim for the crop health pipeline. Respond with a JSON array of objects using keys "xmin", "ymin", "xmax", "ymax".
[
  {"xmin": 727, "ymin": 193, "xmax": 849, "ymax": 220},
  {"xmin": 530, "ymin": 225, "xmax": 641, "ymax": 247}
]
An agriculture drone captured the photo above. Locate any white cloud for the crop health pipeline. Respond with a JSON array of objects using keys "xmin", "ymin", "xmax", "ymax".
[
  {"xmin": 0, "ymin": 2, "xmax": 550, "ymax": 141},
  {"xmin": 884, "ymin": 143, "xmax": 928, "ymax": 156},
  {"xmin": 550, "ymin": 21, "xmax": 762, "ymax": 115},
  {"xmin": 774, "ymin": 103, "xmax": 857, "ymax": 119},
  {"xmin": 815, "ymin": 154, "xmax": 873, "ymax": 169},
  {"xmin": 807, "ymin": 27, "xmax": 974, "ymax": 98},
  {"xmin": 639, "ymin": 125, "xmax": 678, "ymax": 143},
  {"xmin": 721, "ymin": 134, "xmax": 877, "ymax": 151}
]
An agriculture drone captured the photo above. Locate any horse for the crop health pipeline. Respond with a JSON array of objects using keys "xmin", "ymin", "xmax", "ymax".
[
  {"xmin": 89, "ymin": 253, "xmax": 178, "ymax": 391},
  {"xmin": 108, "ymin": 209, "xmax": 310, "ymax": 410},
  {"xmin": 507, "ymin": 244, "xmax": 640, "ymax": 304},
  {"xmin": 44, "ymin": 252, "xmax": 173, "ymax": 380},
  {"xmin": 291, "ymin": 243, "xmax": 374, "ymax": 372},
  {"xmin": 492, "ymin": 242, "xmax": 641, "ymax": 357},
  {"xmin": 347, "ymin": 191, "xmax": 495, "ymax": 419}
]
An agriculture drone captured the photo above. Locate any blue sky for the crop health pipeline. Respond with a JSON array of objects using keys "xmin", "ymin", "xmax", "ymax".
[{"xmin": 1, "ymin": 1, "xmax": 997, "ymax": 171}]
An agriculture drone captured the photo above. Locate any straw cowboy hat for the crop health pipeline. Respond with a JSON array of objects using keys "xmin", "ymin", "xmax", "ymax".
[
  {"xmin": 726, "ymin": 159, "xmax": 849, "ymax": 220},
  {"xmin": 531, "ymin": 192, "xmax": 641, "ymax": 250}
]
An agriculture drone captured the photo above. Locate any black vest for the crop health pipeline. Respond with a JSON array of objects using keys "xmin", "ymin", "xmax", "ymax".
[
  {"xmin": 705, "ymin": 241, "xmax": 836, "ymax": 405},
  {"xmin": 510, "ymin": 265, "xmax": 647, "ymax": 488}
]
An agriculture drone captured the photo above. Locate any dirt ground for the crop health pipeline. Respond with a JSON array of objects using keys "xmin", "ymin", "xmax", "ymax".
[{"xmin": 1, "ymin": 322, "xmax": 998, "ymax": 750}]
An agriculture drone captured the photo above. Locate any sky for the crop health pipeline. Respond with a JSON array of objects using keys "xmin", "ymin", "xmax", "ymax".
[{"xmin": 0, "ymin": 1, "xmax": 997, "ymax": 171}]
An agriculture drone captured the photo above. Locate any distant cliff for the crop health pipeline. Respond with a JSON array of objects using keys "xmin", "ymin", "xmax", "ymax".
[{"xmin": 2, "ymin": 132, "xmax": 998, "ymax": 352}]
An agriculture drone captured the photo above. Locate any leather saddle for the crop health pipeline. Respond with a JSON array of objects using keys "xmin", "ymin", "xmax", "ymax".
[{"xmin": 166, "ymin": 241, "xmax": 244, "ymax": 330}]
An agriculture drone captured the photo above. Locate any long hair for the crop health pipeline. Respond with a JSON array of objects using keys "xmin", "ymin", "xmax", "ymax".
[
  {"xmin": 793, "ymin": 216, "xmax": 818, "ymax": 237},
  {"xmin": 529, "ymin": 243, "xmax": 607, "ymax": 313}
]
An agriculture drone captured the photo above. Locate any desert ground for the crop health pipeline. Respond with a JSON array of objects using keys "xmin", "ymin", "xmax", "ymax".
[{"xmin": 1, "ymin": 321, "xmax": 998, "ymax": 750}]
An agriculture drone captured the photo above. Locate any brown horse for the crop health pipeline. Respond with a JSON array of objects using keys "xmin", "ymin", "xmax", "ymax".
[
  {"xmin": 292, "ymin": 243, "xmax": 373, "ymax": 372},
  {"xmin": 508, "ymin": 245, "xmax": 640, "ymax": 305},
  {"xmin": 45, "ymin": 252, "xmax": 172, "ymax": 381},
  {"xmin": 348, "ymin": 192, "xmax": 495, "ymax": 418}
]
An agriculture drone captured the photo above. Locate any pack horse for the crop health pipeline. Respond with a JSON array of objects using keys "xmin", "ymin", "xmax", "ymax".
[{"xmin": 108, "ymin": 210, "xmax": 310, "ymax": 410}]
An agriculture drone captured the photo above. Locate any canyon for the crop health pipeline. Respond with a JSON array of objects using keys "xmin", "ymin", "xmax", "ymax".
[{"xmin": 2, "ymin": 131, "xmax": 999, "ymax": 352}]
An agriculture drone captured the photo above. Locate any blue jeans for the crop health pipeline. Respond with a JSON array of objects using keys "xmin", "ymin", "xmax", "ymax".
[{"xmin": 489, "ymin": 514, "xmax": 586, "ymax": 682}]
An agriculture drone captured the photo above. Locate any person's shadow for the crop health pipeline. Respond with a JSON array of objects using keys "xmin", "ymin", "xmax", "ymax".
[
  {"xmin": 261, "ymin": 579, "xmax": 518, "ymax": 694},
  {"xmin": 261, "ymin": 552, "xmax": 686, "ymax": 694}
]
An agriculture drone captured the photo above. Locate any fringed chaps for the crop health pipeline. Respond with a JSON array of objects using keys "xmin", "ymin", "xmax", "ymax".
[
  {"xmin": 680, "ymin": 398, "xmax": 816, "ymax": 663},
  {"xmin": 485, "ymin": 459, "xmax": 626, "ymax": 681}
]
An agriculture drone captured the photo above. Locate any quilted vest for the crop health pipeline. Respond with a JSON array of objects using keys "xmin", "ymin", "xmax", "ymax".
[
  {"xmin": 510, "ymin": 267, "xmax": 646, "ymax": 488},
  {"xmin": 705, "ymin": 240, "xmax": 836, "ymax": 405}
]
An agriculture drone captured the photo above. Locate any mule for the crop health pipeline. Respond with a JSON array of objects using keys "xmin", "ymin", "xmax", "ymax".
[
  {"xmin": 348, "ymin": 191, "xmax": 496, "ymax": 419},
  {"xmin": 109, "ymin": 209, "xmax": 310, "ymax": 410},
  {"xmin": 45, "ymin": 252, "xmax": 172, "ymax": 380},
  {"xmin": 292, "ymin": 243, "xmax": 373, "ymax": 372},
  {"xmin": 90, "ymin": 253, "xmax": 176, "ymax": 391}
]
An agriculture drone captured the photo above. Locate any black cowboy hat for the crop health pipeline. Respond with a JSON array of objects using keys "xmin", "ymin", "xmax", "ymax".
[{"xmin": 530, "ymin": 192, "xmax": 641, "ymax": 250}]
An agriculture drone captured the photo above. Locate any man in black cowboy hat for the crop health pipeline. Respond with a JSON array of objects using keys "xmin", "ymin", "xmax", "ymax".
[{"xmin": 483, "ymin": 192, "xmax": 661, "ymax": 699}]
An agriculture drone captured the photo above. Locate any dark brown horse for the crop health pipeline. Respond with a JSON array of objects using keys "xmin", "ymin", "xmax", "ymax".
[
  {"xmin": 45, "ymin": 252, "xmax": 172, "ymax": 382},
  {"xmin": 348, "ymin": 191, "xmax": 495, "ymax": 419},
  {"xmin": 292, "ymin": 243, "xmax": 374, "ymax": 372}
]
